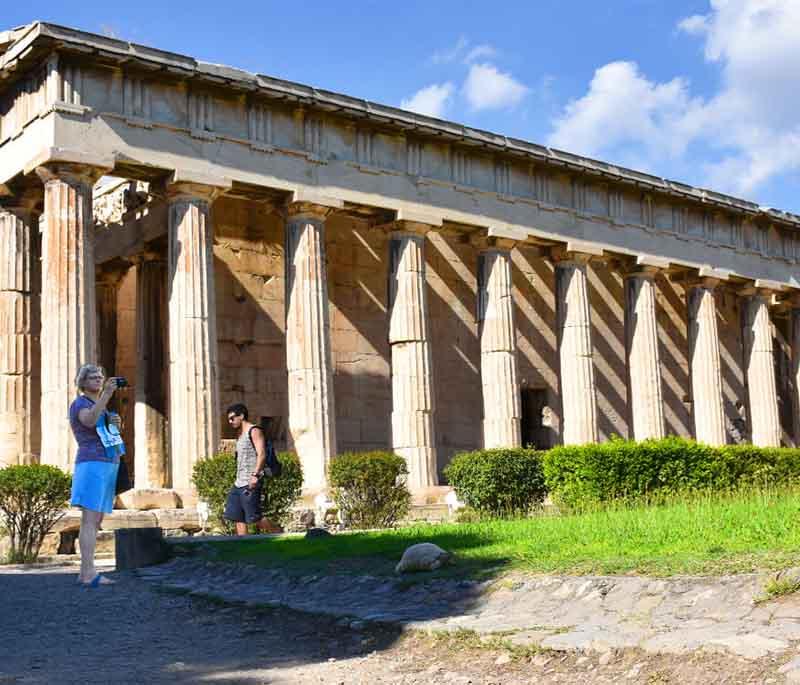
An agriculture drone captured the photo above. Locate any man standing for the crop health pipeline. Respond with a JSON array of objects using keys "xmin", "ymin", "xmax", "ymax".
[{"xmin": 223, "ymin": 403, "xmax": 281, "ymax": 535}]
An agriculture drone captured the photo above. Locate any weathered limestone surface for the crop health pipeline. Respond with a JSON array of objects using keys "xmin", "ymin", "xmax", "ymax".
[
  {"xmin": 37, "ymin": 165, "xmax": 100, "ymax": 470},
  {"xmin": 0, "ymin": 207, "xmax": 37, "ymax": 466},
  {"xmin": 555, "ymin": 254, "xmax": 598, "ymax": 444},
  {"xmin": 624, "ymin": 269, "xmax": 665, "ymax": 440},
  {"xmin": 793, "ymin": 305, "xmax": 800, "ymax": 446},
  {"xmin": 135, "ymin": 256, "xmax": 169, "ymax": 488},
  {"xmin": 389, "ymin": 227, "xmax": 438, "ymax": 488},
  {"xmin": 167, "ymin": 183, "xmax": 220, "ymax": 494},
  {"xmin": 687, "ymin": 281, "xmax": 727, "ymax": 446},
  {"xmin": 742, "ymin": 292, "xmax": 781, "ymax": 447},
  {"xmin": 477, "ymin": 246, "xmax": 521, "ymax": 448},
  {"xmin": 284, "ymin": 205, "xmax": 336, "ymax": 491}
]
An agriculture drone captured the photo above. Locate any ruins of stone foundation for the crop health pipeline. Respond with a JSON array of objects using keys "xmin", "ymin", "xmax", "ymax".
[{"xmin": 1, "ymin": 22, "xmax": 799, "ymax": 509}]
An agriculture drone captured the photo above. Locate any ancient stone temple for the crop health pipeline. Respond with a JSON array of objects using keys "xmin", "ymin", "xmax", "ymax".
[{"xmin": 1, "ymin": 23, "xmax": 799, "ymax": 504}]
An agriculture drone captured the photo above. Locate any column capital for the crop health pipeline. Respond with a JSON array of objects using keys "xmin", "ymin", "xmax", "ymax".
[
  {"xmin": 551, "ymin": 247, "xmax": 598, "ymax": 266},
  {"xmin": 471, "ymin": 234, "xmax": 517, "ymax": 252},
  {"xmin": 0, "ymin": 191, "xmax": 41, "ymax": 218},
  {"xmin": 284, "ymin": 201, "xmax": 334, "ymax": 222},
  {"xmin": 685, "ymin": 276, "xmax": 721, "ymax": 290},
  {"xmin": 390, "ymin": 220, "xmax": 434, "ymax": 237},
  {"xmin": 131, "ymin": 250, "xmax": 166, "ymax": 266},
  {"xmin": 35, "ymin": 162, "xmax": 107, "ymax": 188},
  {"xmin": 623, "ymin": 264, "xmax": 661, "ymax": 280}
]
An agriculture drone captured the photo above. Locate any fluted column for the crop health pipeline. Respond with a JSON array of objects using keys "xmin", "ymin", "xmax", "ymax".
[
  {"xmin": 624, "ymin": 266, "xmax": 665, "ymax": 440},
  {"xmin": 95, "ymin": 270, "xmax": 124, "ymax": 380},
  {"xmin": 0, "ymin": 203, "xmax": 39, "ymax": 466},
  {"xmin": 285, "ymin": 203, "xmax": 336, "ymax": 491},
  {"xmin": 687, "ymin": 279, "xmax": 726, "ymax": 445},
  {"xmin": 792, "ymin": 298, "xmax": 800, "ymax": 446},
  {"xmin": 477, "ymin": 241, "xmax": 521, "ymax": 448},
  {"xmin": 167, "ymin": 182, "xmax": 221, "ymax": 494},
  {"xmin": 36, "ymin": 164, "xmax": 103, "ymax": 470},
  {"xmin": 389, "ymin": 223, "xmax": 437, "ymax": 488},
  {"xmin": 741, "ymin": 288, "xmax": 781, "ymax": 447},
  {"xmin": 135, "ymin": 255, "xmax": 169, "ymax": 488},
  {"xmin": 555, "ymin": 252, "xmax": 598, "ymax": 444}
]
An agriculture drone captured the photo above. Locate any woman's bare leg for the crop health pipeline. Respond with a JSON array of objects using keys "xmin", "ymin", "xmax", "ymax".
[{"xmin": 78, "ymin": 508, "xmax": 102, "ymax": 582}]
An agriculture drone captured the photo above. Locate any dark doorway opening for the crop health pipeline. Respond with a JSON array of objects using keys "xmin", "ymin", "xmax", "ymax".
[{"xmin": 520, "ymin": 388, "xmax": 552, "ymax": 449}]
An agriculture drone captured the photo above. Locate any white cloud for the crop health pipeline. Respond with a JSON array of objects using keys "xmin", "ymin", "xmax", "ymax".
[
  {"xmin": 463, "ymin": 63, "xmax": 529, "ymax": 111},
  {"xmin": 401, "ymin": 82, "xmax": 455, "ymax": 118},
  {"xmin": 431, "ymin": 36, "xmax": 469, "ymax": 65},
  {"xmin": 548, "ymin": 0, "xmax": 800, "ymax": 198},
  {"xmin": 463, "ymin": 44, "xmax": 497, "ymax": 64}
]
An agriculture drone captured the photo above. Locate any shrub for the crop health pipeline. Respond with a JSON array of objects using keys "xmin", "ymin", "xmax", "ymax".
[
  {"xmin": 192, "ymin": 451, "xmax": 303, "ymax": 533},
  {"xmin": 542, "ymin": 436, "xmax": 800, "ymax": 510},
  {"xmin": 444, "ymin": 448, "xmax": 547, "ymax": 517},
  {"xmin": 0, "ymin": 464, "xmax": 72, "ymax": 563},
  {"xmin": 328, "ymin": 451, "xmax": 411, "ymax": 529}
]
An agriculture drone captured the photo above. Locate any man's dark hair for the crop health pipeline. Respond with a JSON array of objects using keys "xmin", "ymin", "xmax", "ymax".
[{"xmin": 227, "ymin": 403, "xmax": 249, "ymax": 420}]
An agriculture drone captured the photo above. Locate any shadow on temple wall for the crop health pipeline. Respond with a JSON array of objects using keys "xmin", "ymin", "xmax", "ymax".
[
  {"xmin": 654, "ymin": 275, "xmax": 692, "ymax": 437},
  {"xmin": 588, "ymin": 263, "xmax": 629, "ymax": 440},
  {"xmin": 424, "ymin": 235, "xmax": 482, "ymax": 473},
  {"xmin": 773, "ymin": 315, "xmax": 795, "ymax": 445},
  {"xmin": 510, "ymin": 249, "xmax": 560, "ymax": 443}
]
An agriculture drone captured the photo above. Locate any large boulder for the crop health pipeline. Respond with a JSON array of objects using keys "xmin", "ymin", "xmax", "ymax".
[{"xmin": 395, "ymin": 542, "xmax": 453, "ymax": 573}]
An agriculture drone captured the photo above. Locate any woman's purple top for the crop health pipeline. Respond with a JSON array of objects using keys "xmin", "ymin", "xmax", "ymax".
[{"xmin": 69, "ymin": 395, "xmax": 112, "ymax": 464}]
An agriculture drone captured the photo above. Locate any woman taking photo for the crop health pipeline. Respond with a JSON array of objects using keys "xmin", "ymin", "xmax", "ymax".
[{"xmin": 69, "ymin": 364, "xmax": 123, "ymax": 587}]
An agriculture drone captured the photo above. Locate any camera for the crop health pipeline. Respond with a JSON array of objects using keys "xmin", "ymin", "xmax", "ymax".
[{"xmin": 116, "ymin": 377, "xmax": 128, "ymax": 388}]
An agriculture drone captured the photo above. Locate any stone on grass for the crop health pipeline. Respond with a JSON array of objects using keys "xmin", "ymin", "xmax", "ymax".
[
  {"xmin": 305, "ymin": 527, "xmax": 331, "ymax": 539},
  {"xmin": 395, "ymin": 543, "xmax": 452, "ymax": 573}
]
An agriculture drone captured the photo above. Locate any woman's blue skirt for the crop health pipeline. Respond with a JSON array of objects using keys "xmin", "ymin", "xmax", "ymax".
[{"xmin": 71, "ymin": 460, "xmax": 119, "ymax": 514}]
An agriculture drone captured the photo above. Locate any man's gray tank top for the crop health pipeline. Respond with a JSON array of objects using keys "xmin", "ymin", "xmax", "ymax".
[{"xmin": 235, "ymin": 428, "xmax": 260, "ymax": 487}]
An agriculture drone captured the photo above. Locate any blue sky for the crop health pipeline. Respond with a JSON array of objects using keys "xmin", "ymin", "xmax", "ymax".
[{"xmin": 4, "ymin": 1, "xmax": 800, "ymax": 214}]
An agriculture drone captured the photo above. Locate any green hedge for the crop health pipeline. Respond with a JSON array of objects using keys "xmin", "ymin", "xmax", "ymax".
[
  {"xmin": 444, "ymin": 448, "xmax": 547, "ymax": 517},
  {"xmin": 192, "ymin": 451, "xmax": 302, "ymax": 533},
  {"xmin": 328, "ymin": 451, "xmax": 411, "ymax": 529},
  {"xmin": 0, "ymin": 464, "xmax": 72, "ymax": 563},
  {"xmin": 542, "ymin": 436, "xmax": 800, "ymax": 510}
]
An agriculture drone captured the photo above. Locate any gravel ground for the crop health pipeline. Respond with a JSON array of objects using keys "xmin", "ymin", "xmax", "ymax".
[{"xmin": 0, "ymin": 563, "xmax": 792, "ymax": 684}]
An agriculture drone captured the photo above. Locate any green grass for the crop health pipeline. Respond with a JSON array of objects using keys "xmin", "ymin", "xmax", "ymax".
[{"xmin": 185, "ymin": 487, "xmax": 800, "ymax": 579}]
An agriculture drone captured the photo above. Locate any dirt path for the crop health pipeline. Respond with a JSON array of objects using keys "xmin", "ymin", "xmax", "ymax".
[{"xmin": 0, "ymin": 564, "xmax": 790, "ymax": 684}]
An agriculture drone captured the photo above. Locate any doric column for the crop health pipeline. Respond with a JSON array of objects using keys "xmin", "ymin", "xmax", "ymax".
[
  {"xmin": 624, "ymin": 266, "xmax": 665, "ymax": 440},
  {"xmin": 95, "ymin": 269, "xmax": 124, "ymax": 380},
  {"xmin": 741, "ymin": 288, "xmax": 781, "ymax": 447},
  {"xmin": 687, "ymin": 278, "xmax": 726, "ymax": 445},
  {"xmin": 477, "ymin": 239, "xmax": 521, "ymax": 448},
  {"xmin": 284, "ymin": 203, "xmax": 337, "ymax": 491},
  {"xmin": 36, "ymin": 164, "xmax": 104, "ymax": 470},
  {"xmin": 791, "ymin": 296, "xmax": 800, "ymax": 446},
  {"xmin": 389, "ymin": 223, "xmax": 437, "ymax": 488},
  {"xmin": 554, "ymin": 251, "xmax": 598, "ymax": 444},
  {"xmin": 167, "ymin": 180, "xmax": 222, "ymax": 494},
  {"xmin": 0, "ymin": 202, "xmax": 39, "ymax": 466},
  {"xmin": 135, "ymin": 254, "xmax": 169, "ymax": 488}
]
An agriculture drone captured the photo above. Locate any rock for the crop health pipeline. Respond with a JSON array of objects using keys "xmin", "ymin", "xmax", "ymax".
[
  {"xmin": 598, "ymin": 651, "xmax": 615, "ymax": 666},
  {"xmin": 115, "ymin": 527, "xmax": 169, "ymax": 571},
  {"xmin": 117, "ymin": 488, "xmax": 181, "ymax": 510},
  {"xmin": 395, "ymin": 543, "xmax": 453, "ymax": 573},
  {"xmin": 154, "ymin": 509, "xmax": 202, "ymax": 533},
  {"xmin": 305, "ymin": 527, "xmax": 331, "ymax": 539},
  {"xmin": 495, "ymin": 653, "xmax": 512, "ymax": 665}
]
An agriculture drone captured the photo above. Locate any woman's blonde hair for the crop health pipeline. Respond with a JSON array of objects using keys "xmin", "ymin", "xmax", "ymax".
[{"xmin": 75, "ymin": 364, "xmax": 104, "ymax": 391}]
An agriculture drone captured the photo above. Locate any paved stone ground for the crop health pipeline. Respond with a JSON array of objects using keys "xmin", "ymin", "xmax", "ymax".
[{"xmin": 1, "ymin": 560, "xmax": 800, "ymax": 684}]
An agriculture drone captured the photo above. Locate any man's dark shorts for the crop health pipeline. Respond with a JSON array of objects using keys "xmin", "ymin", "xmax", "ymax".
[{"xmin": 223, "ymin": 482, "xmax": 263, "ymax": 523}]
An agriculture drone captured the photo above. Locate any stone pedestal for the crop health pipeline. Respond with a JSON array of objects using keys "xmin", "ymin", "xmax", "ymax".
[
  {"xmin": 284, "ymin": 204, "xmax": 336, "ymax": 491},
  {"xmin": 389, "ymin": 225, "xmax": 437, "ymax": 488},
  {"xmin": 742, "ymin": 291, "xmax": 781, "ymax": 447},
  {"xmin": 37, "ymin": 164, "xmax": 103, "ymax": 470},
  {"xmin": 167, "ymin": 183, "xmax": 221, "ymax": 494},
  {"xmin": 0, "ymin": 205, "xmax": 38, "ymax": 466},
  {"xmin": 687, "ymin": 280, "xmax": 726, "ymax": 445},
  {"xmin": 555, "ymin": 254, "xmax": 598, "ymax": 445},
  {"xmin": 135, "ymin": 256, "xmax": 169, "ymax": 488},
  {"xmin": 624, "ymin": 268, "xmax": 665, "ymax": 440},
  {"xmin": 477, "ymin": 245, "xmax": 521, "ymax": 448}
]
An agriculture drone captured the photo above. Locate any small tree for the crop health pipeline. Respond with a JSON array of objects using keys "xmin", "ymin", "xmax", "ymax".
[
  {"xmin": 0, "ymin": 465, "xmax": 72, "ymax": 564},
  {"xmin": 329, "ymin": 451, "xmax": 411, "ymax": 529}
]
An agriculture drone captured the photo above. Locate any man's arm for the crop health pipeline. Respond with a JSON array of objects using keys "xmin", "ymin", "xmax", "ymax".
[{"xmin": 249, "ymin": 427, "xmax": 267, "ymax": 487}]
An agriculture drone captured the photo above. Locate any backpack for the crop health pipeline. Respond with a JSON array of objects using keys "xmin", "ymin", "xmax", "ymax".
[{"xmin": 248, "ymin": 426, "xmax": 282, "ymax": 478}]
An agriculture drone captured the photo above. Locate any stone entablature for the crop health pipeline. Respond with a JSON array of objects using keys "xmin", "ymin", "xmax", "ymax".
[{"xmin": 0, "ymin": 23, "xmax": 799, "ymax": 291}]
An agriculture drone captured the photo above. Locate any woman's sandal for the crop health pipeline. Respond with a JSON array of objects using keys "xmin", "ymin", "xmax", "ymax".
[{"xmin": 81, "ymin": 574, "xmax": 114, "ymax": 588}]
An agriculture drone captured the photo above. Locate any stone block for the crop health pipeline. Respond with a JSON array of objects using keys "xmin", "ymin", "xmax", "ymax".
[
  {"xmin": 100, "ymin": 510, "xmax": 158, "ymax": 531},
  {"xmin": 116, "ymin": 488, "xmax": 181, "ymax": 510},
  {"xmin": 154, "ymin": 508, "xmax": 202, "ymax": 532},
  {"xmin": 115, "ymin": 527, "xmax": 168, "ymax": 571}
]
